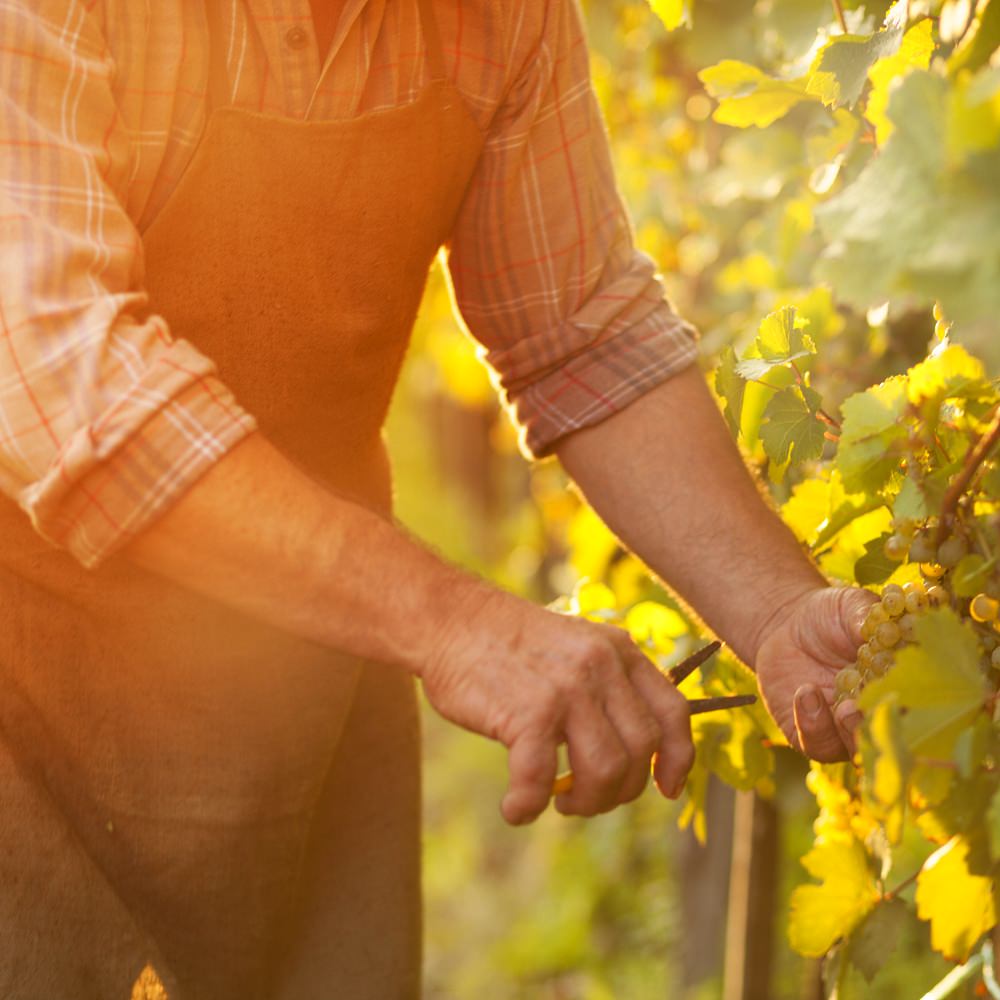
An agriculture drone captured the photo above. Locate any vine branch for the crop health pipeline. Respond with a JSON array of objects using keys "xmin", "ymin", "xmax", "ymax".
[
  {"xmin": 831, "ymin": 0, "xmax": 849, "ymax": 33},
  {"xmin": 936, "ymin": 403, "xmax": 1000, "ymax": 545}
]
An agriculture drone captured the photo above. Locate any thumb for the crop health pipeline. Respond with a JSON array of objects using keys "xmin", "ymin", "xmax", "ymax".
[
  {"xmin": 802, "ymin": 586, "xmax": 879, "ymax": 663},
  {"xmin": 793, "ymin": 684, "xmax": 850, "ymax": 762}
]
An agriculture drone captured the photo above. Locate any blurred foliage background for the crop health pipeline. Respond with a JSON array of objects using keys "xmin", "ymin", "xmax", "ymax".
[{"xmin": 384, "ymin": 0, "xmax": 1000, "ymax": 996}]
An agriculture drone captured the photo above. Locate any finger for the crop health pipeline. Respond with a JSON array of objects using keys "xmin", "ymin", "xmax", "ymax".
[
  {"xmin": 833, "ymin": 697, "xmax": 862, "ymax": 758},
  {"xmin": 629, "ymin": 657, "xmax": 694, "ymax": 799},
  {"xmin": 556, "ymin": 697, "xmax": 628, "ymax": 817},
  {"xmin": 793, "ymin": 684, "xmax": 849, "ymax": 762},
  {"xmin": 501, "ymin": 730, "xmax": 559, "ymax": 826},
  {"xmin": 600, "ymin": 671, "xmax": 662, "ymax": 806}
]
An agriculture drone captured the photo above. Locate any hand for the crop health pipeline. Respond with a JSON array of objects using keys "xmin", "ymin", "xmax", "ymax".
[
  {"xmin": 423, "ymin": 584, "xmax": 695, "ymax": 825},
  {"xmin": 754, "ymin": 586, "xmax": 878, "ymax": 762}
]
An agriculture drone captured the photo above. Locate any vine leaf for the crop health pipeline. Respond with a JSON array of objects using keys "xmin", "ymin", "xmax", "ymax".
[
  {"xmin": 860, "ymin": 698, "xmax": 911, "ymax": 844},
  {"xmin": 988, "ymin": 789, "xmax": 1000, "ymax": 862},
  {"xmin": 867, "ymin": 19, "xmax": 936, "ymax": 144},
  {"xmin": 788, "ymin": 839, "xmax": 880, "ymax": 957},
  {"xmin": 915, "ymin": 836, "xmax": 998, "ymax": 961},
  {"xmin": 836, "ymin": 377, "xmax": 908, "ymax": 493},
  {"xmin": 760, "ymin": 386, "xmax": 826, "ymax": 468},
  {"xmin": 854, "ymin": 533, "xmax": 896, "ymax": 586},
  {"xmin": 859, "ymin": 609, "xmax": 988, "ymax": 758},
  {"xmin": 648, "ymin": 0, "xmax": 688, "ymax": 31},
  {"xmin": 807, "ymin": 1, "xmax": 907, "ymax": 108},
  {"xmin": 715, "ymin": 345, "xmax": 745, "ymax": 437},
  {"xmin": 848, "ymin": 897, "xmax": 908, "ymax": 982},
  {"xmin": 698, "ymin": 61, "xmax": 816, "ymax": 128}
]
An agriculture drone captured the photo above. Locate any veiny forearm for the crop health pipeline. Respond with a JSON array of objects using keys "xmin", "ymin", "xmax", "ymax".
[
  {"xmin": 122, "ymin": 432, "xmax": 480, "ymax": 676},
  {"xmin": 555, "ymin": 364, "xmax": 826, "ymax": 668}
]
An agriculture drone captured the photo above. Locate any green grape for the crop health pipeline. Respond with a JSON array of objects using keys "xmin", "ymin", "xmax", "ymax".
[
  {"xmin": 860, "ymin": 618, "xmax": 876, "ymax": 642},
  {"xmin": 904, "ymin": 588, "xmax": 929, "ymax": 614},
  {"xmin": 871, "ymin": 650, "xmax": 894, "ymax": 676},
  {"xmin": 836, "ymin": 667, "xmax": 862, "ymax": 696},
  {"xmin": 983, "ymin": 632, "xmax": 999, "ymax": 653},
  {"xmin": 883, "ymin": 534, "xmax": 909, "ymax": 561},
  {"xmin": 937, "ymin": 535, "xmax": 968, "ymax": 568},
  {"xmin": 881, "ymin": 589, "xmax": 905, "ymax": 618},
  {"xmin": 970, "ymin": 593, "xmax": 999, "ymax": 623},
  {"xmin": 908, "ymin": 534, "xmax": 936, "ymax": 563},
  {"xmin": 875, "ymin": 621, "xmax": 901, "ymax": 649},
  {"xmin": 857, "ymin": 642, "xmax": 875, "ymax": 670},
  {"xmin": 926, "ymin": 585, "xmax": 949, "ymax": 608},
  {"xmin": 921, "ymin": 562, "xmax": 946, "ymax": 581},
  {"xmin": 898, "ymin": 613, "xmax": 918, "ymax": 642},
  {"xmin": 866, "ymin": 603, "xmax": 889, "ymax": 627},
  {"xmin": 892, "ymin": 518, "xmax": 918, "ymax": 539}
]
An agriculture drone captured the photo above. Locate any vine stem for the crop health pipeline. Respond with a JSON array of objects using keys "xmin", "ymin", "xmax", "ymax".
[
  {"xmin": 936, "ymin": 403, "xmax": 1000, "ymax": 545},
  {"xmin": 884, "ymin": 868, "xmax": 920, "ymax": 900},
  {"xmin": 831, "ymin": 0, "xmax": 849, "ymax": 33},
  {"xmin": 789, "ymin": 360, "xmax": 842, "ymax": 431}
]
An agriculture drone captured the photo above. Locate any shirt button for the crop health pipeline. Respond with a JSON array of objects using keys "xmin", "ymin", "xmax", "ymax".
[{"xmin": 285, "ymin": 26, "xmax": 310, "ymax": 50}]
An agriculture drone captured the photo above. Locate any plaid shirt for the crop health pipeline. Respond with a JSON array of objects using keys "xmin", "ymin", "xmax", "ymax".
[{"xmin": 0, "ymin": 0, "xmax": 697, "ymax": 568}]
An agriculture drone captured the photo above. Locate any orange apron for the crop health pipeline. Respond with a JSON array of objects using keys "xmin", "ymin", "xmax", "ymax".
[{"xmin": 0, "ymin": 2, "xmax": 484, "ymax": 996}]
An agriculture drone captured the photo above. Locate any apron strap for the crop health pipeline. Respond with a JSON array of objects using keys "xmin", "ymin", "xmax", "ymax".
[
  {"xmin": 416, "ymin": 0, "xmax": 448, "ymax": 83},
  {"xmin": 205, "ymin": 3, "xmax": 233, "ymax": 112}
]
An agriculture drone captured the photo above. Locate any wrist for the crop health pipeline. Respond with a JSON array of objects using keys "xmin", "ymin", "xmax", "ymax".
[{"xmin": 742, "ymin": 577, "xmax": 828, "ymax": 670}]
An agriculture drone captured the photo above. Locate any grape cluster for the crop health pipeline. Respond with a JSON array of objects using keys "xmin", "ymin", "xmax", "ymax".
[
  {"xmin": 835, "ymin": 580, "xmax": 947, "ymax": 704},
  {"xmin": 882, "ymin": 516, "xmax": 968, "ymax": 572},
  {"xmin": 970, "ymin": 592, "xmax": 1000, "ymax": 670}
]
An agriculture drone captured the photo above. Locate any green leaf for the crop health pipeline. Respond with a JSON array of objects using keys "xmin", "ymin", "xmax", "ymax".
[
  {"xmin": 988, "ymin": 788, "xmax": 1000, "ymax": 862},
  {"xmin": 952, "ymin": 553, "xmax": 991, "ymax": 598},
  {"xmin": 907, "ymin": 343, "xmax": 988, "ymax": 408},
  {"xmin": 788, "ymin": 839, "xmax": 880, "ymax": 957},
  {"xmin": 755, "ymin": 305, "xmax": 815, "ymax": 359},
  {"xmin": 836, "ymin": 378, "xmax": 909, "ymax": 494},
  {"xmin": 860, "ymin": 697, "xmax": 911, "ymax": 844},
  {"xmin": 892, "ymin": 474, "xmax": 931, "ymax": 523},
  {"xmin": 806, "ymin": 2, "xmax": 908, "ymax": 109},
  {"xmin": 715, "ymin": 345, "xmax": 746, "ymax": 438},
  {"xmin": 916, "ymin": 836, "xmax": 998, "ymax": 961},
  {"xmin": 866, "ymin": 19, "xmax": 936, "ymax": 145},
  {"xmin": 848, "ymin": 898, "xmax": 908, "ymax": 982},
  {"xmin": 699, "ymin": 60, "xmax": 817, "ymax": 128},
  {"xmin": 648, "ymin": 0, "xmax": 689, "ymax": 31},
  {"xmin": 859, "ymin": 609, "xmax": 988, "ymax": 757},
  {"xmin": 735, "ymin": 350, "xmax": 812, "ymax": 381},
  {"xmin": 760, "ymin": 385, "xmax": 827, "ymax": 468},
  {"xmin": 815, "ymin": 69, "xmax": 1000, "ymax": 351},
  {"xmin": 854, "ymin": 533, "xmax": 897, "ymax": 586}
]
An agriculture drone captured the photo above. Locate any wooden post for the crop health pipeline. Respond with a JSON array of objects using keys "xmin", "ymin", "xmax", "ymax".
[
  {"xmin": 679, "ymin": 776, "xmax": 735, "ymax": 990},
  {"xmin": 722, "ymin": 790, "xmax": 779, "ymax": 1000}
]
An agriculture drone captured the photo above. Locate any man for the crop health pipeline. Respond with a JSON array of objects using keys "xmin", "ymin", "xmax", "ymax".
[{"xmin": 0, "ymin": 2, "xmax": 868, "ymax": 997}]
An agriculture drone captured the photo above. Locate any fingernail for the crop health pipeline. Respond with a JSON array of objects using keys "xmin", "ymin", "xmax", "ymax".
[
  {"xmin": 799, "ymin": 689, "xmax": 823, "ymax": 718},
  {"xmin": 668, "ymin": 778, "xmax": 686, "ymax": 800}
]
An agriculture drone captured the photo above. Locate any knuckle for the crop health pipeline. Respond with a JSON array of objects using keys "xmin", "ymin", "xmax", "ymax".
[{"xmin": 591, "ymin": 748, "xmax": 628, "ymax": 785}]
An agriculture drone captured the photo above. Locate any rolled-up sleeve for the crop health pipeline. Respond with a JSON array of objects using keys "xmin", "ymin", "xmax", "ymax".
[
  {"xmin": 445, "ymin": 0, "xmax": 698, "ymax": 459},
  {"xmin": 0, "ymin": 6, "xmax": 255, "ymax": 569}
]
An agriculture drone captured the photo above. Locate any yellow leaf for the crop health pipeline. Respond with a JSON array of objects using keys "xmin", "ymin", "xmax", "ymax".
[
  {"xmin": 789, "ymin": 839, "xmax": 881, "ymax": 957},
  {"xmin": 624, "ymin": 601, "xmax": 687, "ymax": 650},
  {"xmin": 648, "ymin": 0, "xmax": 688, "ymax": 31},
  {"xmin": 916, "ymin": 836, "xmax": 997, "ymax": 961}
]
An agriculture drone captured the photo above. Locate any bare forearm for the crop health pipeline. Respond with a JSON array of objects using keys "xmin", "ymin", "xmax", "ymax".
[
  {"xmin": 122, "ymin": 431, "xmax": 697, "ymax": 822},
  {"xmin": 555, "ymin": 365, "xmax": 826, "ymax": 667},
  {"xmin": 123, "ymin": 433, "xmax": 477, "ymax": 675}
]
